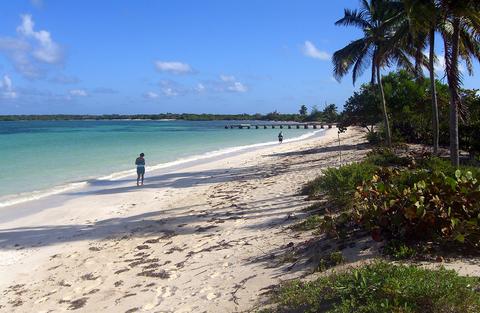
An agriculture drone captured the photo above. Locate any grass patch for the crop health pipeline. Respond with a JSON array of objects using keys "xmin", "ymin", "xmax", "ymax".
[
  {"xmin": 265, "ymin": 262, "xmax": 480, "ymax": 313},
  {"xmin": 365, "ymin": 147, "xmax": 411, "ymax": 167},
  {"xmin": 315, "ymin": 251, "xmax": 345, "ymax": 272},
  {"xmin": 383, "ymin": 240, "xmax": 416, "ymax": 260},
  {"xmin": 292, "ymin": 215, "xmax": 323, "ymax": 231},
  {"xmin": 302, "ymin": 162, "xmax": 377, "ymax": 208}
]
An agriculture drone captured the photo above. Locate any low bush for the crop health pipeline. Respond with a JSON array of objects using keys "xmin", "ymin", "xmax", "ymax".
[
  {"xmin": 416, "ymin": 156, "xmax": 480, "ymax": 178},
  {"xmin": 266, "ymin": 262, "xmax": 480, "ymax": 313},
  {"xmin": 354, "ymin": 168, "xmax": 480, "ymax": 248},
  {"xmin": 315, "ymin": 250, "xmax": 345, "ymax": 272},
  {"xmin": 302, "ymin": 162, "xmax": 377, "ymax": 208},
  {"xmin": 383, "ymin": 239, "xmax": 416, "ymax": 260},
  {"xmin": 366, "ymin": 147, "xmax": 411, "ymax": 167},
  {"xmin": 366, "ymin": 131, "xmax": 382, "ymax": 145},
  {"xmin": 292, "ymin": 215, "xmax": 323, "ymax": 231}
]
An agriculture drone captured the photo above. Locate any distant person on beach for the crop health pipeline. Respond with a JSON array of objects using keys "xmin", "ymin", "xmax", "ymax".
[
  {"xmin": 278, "ymin": 131, "xmax": 283, "ymax": 143},
  {"xmin": 135, "ymin": 153, "xmax": 145, "ymax": 186}
]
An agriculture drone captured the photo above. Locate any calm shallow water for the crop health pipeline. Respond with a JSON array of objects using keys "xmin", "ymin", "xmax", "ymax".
[{"xmin": 0, "ymin": 120, "xmax": 317, "ymax": 203}]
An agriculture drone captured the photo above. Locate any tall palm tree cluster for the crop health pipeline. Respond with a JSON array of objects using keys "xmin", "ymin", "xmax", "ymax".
[{"xmin": 333, "ymin": 0, "xmax": 480, "ymax": 166}]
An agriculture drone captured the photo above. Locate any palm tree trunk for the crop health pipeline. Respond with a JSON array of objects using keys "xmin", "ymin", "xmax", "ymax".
[
  {"xmin": 429, "ymin": 27, "xmax": 439, "ymax": 155},
  {"xmin": 446, "ymin": 18, "xmax": 461, "ymax": 166},
  {"xmin": 376, "ymin": 66, "xmax": 391, "ymax": 147},
  {"xmin": 370, "ymin": 63, "xmax": 376, "ymax": 85}
]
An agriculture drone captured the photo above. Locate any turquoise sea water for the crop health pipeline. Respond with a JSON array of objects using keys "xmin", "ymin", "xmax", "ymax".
[{"xmin": 0, "ymin": 120, "xmax": 318, "ymax": 205}]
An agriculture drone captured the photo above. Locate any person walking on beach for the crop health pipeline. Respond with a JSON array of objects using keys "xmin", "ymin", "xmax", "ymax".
[
  {"xmin": 135, "ymin": 153, "xmax": 145, "ymax": 186},
  {"xmin": 278, "ymin": 131, "xmax": 283, "ymax": 143}
]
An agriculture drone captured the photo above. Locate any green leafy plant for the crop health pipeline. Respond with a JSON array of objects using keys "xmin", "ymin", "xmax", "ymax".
[
  {"xmin": 383, "ymin": 240, "xmax": 416, "ymax": 260},
  {"xmin": 366, "ymin": 147, "xmax": 411, "ymax": 167},
  {"xmin": 366, "ymin": 131, "xmax": 382, "ymax": 145},
  {"xmin": 354, "ymin": 168, "xmax": 480, "ymax": 248},
  {"xmin": 303, "ymin": 162, "xmax": 377, "ymax": 208},
  {"xmin": 292, "ymin": 215, "xmax": 323, "ymax": 231},
  {"xmin": 267, "ymin": 262, "xmax": 480, "ymax": 313},
  {"xmin": 315, "ymin": 251, "xmax": 345, "ymax": 272}
]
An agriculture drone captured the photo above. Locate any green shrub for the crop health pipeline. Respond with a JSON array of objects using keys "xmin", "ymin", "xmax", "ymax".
[
  {"xmin": 366, "ymin": 131, "xmax": 382, "ymax": 145},
  {"xmin": 354, "ymin": 168, "xmax": 480, "ymax": 248},
  {"xmin": 303, "ymin": 162, "xmax": 377, "ymax": 208},
  {"xmin": 329, "ymin": 251, "xmax": 345, "ymax": 265},
  {"xmin": 268, "ymin": 262, "xmax": 480, "ymax": 313},
  {"xmin": 383, "ymin": 240, "xmax": 416, "ymax": 260},
  {"xmin": 315, "ymin": 251, "xmax": 345, "ymax": 272},
  {"xmin": 417, "ymin": 156, "xmax": 480, "ymax": 177},
  {"xmin": 292, "ymin": 215, "xmax": 323, "ymax": 231},
  {"xmin": 366, "ymin": 147, "xmax": 411, "ymax": 167}
]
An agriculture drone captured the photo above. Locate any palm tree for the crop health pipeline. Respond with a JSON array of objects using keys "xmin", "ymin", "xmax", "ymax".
[
  {"xmin": 439, "ymin": 0, "xmax": 480, "ymax": 166},
  {"xmin": 333, "ymin": 0, "xmax": 415, "ymax": 147},
  {"xmin": 400, "ymin": 0, "xmax": 440, "ymax": 154}
]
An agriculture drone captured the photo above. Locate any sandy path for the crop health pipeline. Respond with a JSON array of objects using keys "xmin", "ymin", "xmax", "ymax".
[{"xmin": 0, "ymin": 128, "xmax": 367, "ymax": 312}]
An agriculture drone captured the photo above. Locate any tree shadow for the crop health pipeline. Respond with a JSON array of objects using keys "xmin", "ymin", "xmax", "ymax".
[
  {"xmin": 267, "ymin": 142, "xmax": 371, "ymax": 158},
  {"xmin": 0, "ymin": 192, "xmax": 308, "ymax": 250}
]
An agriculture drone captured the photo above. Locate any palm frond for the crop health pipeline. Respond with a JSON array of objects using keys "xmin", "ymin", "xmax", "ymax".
[
  {"xmin": 335, "ymin": 8, "xmax": 372, "ymax": 30},
  {"xmin": 332, "ymin": 39, "xmax": 371, "ymax": 82}
]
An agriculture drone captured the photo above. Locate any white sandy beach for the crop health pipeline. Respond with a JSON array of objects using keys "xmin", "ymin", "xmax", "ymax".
[{"xmin": 1, "ymin": 127, "xmax": 478, "ymax": 313}]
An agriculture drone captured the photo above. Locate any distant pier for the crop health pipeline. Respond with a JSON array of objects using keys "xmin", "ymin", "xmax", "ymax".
[{"xmin": 224, "ymin": 122, "xmax": 336, "ymax": 129}]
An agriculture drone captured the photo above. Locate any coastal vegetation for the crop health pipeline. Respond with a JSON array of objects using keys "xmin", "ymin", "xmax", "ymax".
[
  {"xmin": 332, "ymin": 0, "xmax": 480, "ymax": 166},
  {"xmin": 262, "ymin": 262, "xmax": 480, "ymax": 313},
  {"xmin": 0, "ymin": 106, "xmax": 340, "ymax": 123},
  {"xmin": 264, "ymin": 0, "xmax": 480, "ymax": 311}
]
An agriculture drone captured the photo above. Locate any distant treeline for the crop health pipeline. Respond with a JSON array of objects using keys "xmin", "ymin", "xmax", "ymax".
[{"xmin": 0, "ymin": 112, "xmax": 308, "ymax": 122}]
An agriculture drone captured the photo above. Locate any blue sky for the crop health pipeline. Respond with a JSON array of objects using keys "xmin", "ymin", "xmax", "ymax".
[{"xmin": 0, "ymin": 0, "xmax": 478, "ymax": 115}]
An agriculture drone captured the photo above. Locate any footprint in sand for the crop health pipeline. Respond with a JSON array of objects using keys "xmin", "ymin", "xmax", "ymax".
[{"xmin": 206, "ymin": 292, "xmax": 220, "ymax": 300}]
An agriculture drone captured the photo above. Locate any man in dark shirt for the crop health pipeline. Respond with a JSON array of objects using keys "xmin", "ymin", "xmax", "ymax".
[{"xmin": 135, "ymin": 153, "xmax": 145, "ymax": 186}]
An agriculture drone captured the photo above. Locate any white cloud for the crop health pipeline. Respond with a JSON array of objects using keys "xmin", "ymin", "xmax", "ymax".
[
  {"xmin": 220, "ymin": 75, "xmax": 247, "ymax": 93},
  {"xmin": 0, "ymin": 75, "xmax": 18, "ymax": 99},
  {"xmin": 155, "ymin": 61, "xmax": 193, "ymax": 74},
  {"xmin": 159, "ymin": 80, "xmax": 181, "ymax": 96},
  {"xmin": 144, "ymin": 91, "xmax": 159, "ymax": 99},
  {"xmin": 17, "ymin": 14, "xmax": 63, "ymax": 64},
  {"xmin": 161, "ymin": 87, "xmax": 178, "ymax": 97},
  {"xmin": 0, "ymin": 14, "xmax": 64, "ymax": 79},
  {"xmin": 69, "ymin": 89, "xmax": 87, "ymax": 96},
  {"xmin": 302, "ymin": 40, "xmax": 330, "ymax": 60},
  {"xmin": 199, "ymin": 75, "xmax": 248, "ymax": 93},
  {"xmin": 227, "ymin": 81, "xmax": 247, "ymax": 93}
]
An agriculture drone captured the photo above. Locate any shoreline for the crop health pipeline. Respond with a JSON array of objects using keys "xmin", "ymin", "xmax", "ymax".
[
  {"xmin": 0, "ymin": 129, "xmax": 323, "ymax": 210},
  {"xmin": 0, "ymin": 127, "xmax": 363, "ymax": 312}
]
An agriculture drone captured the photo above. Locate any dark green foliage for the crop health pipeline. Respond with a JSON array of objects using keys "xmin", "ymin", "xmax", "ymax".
[
  {"xmin": 302, "ymin": 162, "xmax": 377, "ymax": 208},
  {"xmin": 415, "ymin": 156, "xmax": 480, "ymax": 178},
  {"xmin": 366, "ymin": 131, "xmax": 382, "ymax": 145},
  {"xmin": 322, "ymin": 104, "xmax": 339, "ymax": 123},
  {"xmin": 340, "ymin": 70, "xmax": 480, "ymax": 161},
  {"xmin": 267, "ymin": 262, "xmax": 480, "ymax": 313},
  {"xmin": 304, "ymin": 104, "xmax": 339, "ymax": 123},
  {"xmin": 340, "ymin": 84, "xmax": 382, "ymax": 133},
  {"xmin": 365, "ymin": 148, "xmax": 411, "ymax": 167},
  {"xmin": 292, "ymin": 215, "xmax": 324, "ymax": 231},
  {"xmin": 354, "ymin": 168, "xmax": 480, "ymax": 248},
  {"xmin": 315, "ymin": 251, "xmax": 345, "ymax": 272},
  {"xmin": 299, "ymin": 105, "xmax": 308, "ymax": 117},
  {"xmin": 460, "ymin": 121, "xmax": 480, "ymax": 161},
  {"xmin": 0, "ymin": 112, "xmax": 305, "ymax": 122},
  {"xmin": 383, "ymin": 240, "xmax": 416, "ymax": 260}
]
